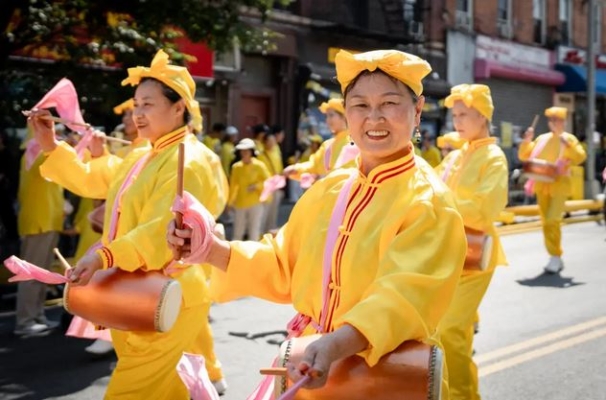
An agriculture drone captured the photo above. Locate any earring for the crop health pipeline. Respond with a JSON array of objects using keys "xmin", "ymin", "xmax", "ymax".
[
  {"xmin": 413, "ymin": 126, "xmax": 421, "ymax": 142},
  {"xmin": 348, "ymin": 135, "xmax": 354, "ymax": 146}
]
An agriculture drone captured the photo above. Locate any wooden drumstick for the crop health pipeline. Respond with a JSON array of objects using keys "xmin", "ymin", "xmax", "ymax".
[
  {"xmin": 174, "ymin": 143, "xmax": 185, "ymax": 259},
  {"xmin": 260, "ymin": 367, "xmax": 287, "ymax": 376},
  {"xmin": 530, "ymin": 114, "xmax": 540, "ymax": 130},
  {"xmin": 53, "ymin": 248, "xmax": 72, "ymax": 271},
  {"xmin": 21, "ymin": 111, "xmax": 132, "ymax": 145}
]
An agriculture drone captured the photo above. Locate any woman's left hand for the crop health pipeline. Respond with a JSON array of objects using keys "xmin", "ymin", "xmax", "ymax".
[
  {"xmin": 68, "ymin": 252, "xmax": 103, "ymax": 286},
  {"xmin": 286, "ymin": 335, "xmax": 337, "ymax": 389}
]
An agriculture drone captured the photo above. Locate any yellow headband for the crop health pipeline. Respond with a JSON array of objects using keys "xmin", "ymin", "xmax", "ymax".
[
  {"xmin": 319, "ymin": 98, "xmax": 345, "ymax": 115},
  {"xmin": 437, "ymin": 131, "xmax": 466, "ymax": 150},
  {"xmin": 545, "ymin": 107, "xmax": 567, "ymax": 120},
  {"xmin": 335, "ymin": 49, "xmax": 432, "ymax": 96},
  {"xmin": 444, "ymin": 84, "xmax": 494, "ymax": 121},
  {"xmin": 121, "ymin": 49, "xmax": 202, "ymax": 132},
  {"xmin": 113, "ymin": 98, "xmax": 134, "ymax": 115}
]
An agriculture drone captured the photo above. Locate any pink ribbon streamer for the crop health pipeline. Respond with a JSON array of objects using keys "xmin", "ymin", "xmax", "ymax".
[
  {"xmin": 334, "ymin": 143, "xmax": 360, "ymax": 169},
  {"xmin": 24, "ymin": 139, "xmax": 43, "ymax": 171},
  {"xmin": 33, "ymin": 78, "xmax": 86, "ymax": 132},
  {"xmin": 176, "ymin": 353, "xmax": 220, "ymax": 400},
  {"xmin": 74, "ymin": 129, "xmax": 95, "ymax": 160},
  {"xmin": 260, "ymin": 175, "xmax": 286, "ymax": 202},
  {"xmin": 66, "ymin": 316, "xmax": 112, "ymax": 341},
  {"xmin": 300, "ymin": 173, "xmax": 316, "ymax": 189},
  {"xmin": 3, "ymin": 256, "xmax": 68, "ymax": 284},
  {"xmin": 602, "ymin": 167, "xmax": 606, "ymax": 183},
  {"xmin": 171, "ymin": 191, "xmax": 216, "ymax": 265},
  {"xmin": 276, "ymin": 376, "xmax": 311, "ymax": 400}
]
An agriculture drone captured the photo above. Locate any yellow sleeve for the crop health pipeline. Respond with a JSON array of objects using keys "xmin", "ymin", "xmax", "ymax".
[
  {"xmin": 454, "ymin": 155, "xmax": 509, "ymax": 231},
  {"xmin": 434, "ymin": 150, "xmax": 459, "ymax": 177},
  {"xmin": 39, "ymin": 142, "xmax": 123, "ymax": 199},
  {"xmin": 518, "ymin": 139, "xmax": 536, "ymax": 162},
  {"xmin": 290, "ymin": 140, "xmax": 330, "ymax": 178},
  {"xmin": 334, "ymin": 200, "xmax": 466, "ymax": 366},
  {"xmin": 427, "ymin": 147, "xmax": 442, "ymax": 167},
  {"xmin": 106, "ymin": 162, "xmax": 214, "ymax": 272},
  {"xmin": 562, "ymin": 134, "xmax": 587, "ymax": 166}
]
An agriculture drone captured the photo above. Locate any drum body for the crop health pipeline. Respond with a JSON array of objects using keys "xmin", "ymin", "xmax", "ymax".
[
  {"xmin": 522, "ymin": 160, "xmax": 557, "ymax": 183},
  {"xmin": 63, "ymin": 268, "xmax": 182, "ymax": 332},
  {"xmin": 464, "ymin": 227, "xmax": 493, "ymax": 271},
  {"xmin": 274, "ymin": 334, "xmax": 443, "ymax": 400}
]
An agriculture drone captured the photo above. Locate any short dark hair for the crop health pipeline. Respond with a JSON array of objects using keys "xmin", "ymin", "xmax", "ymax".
[
  {"xmin": 342, "ymin": 69, "xmax": 418, "ymax": 105},
  {"xmin": 270, "ymin": 124, "xmax": 284, "ymax": 134},
  {"xmin": 212, "ymin": 123, "xmax": 226, "ymax": 132},
  {"xmin": 252, "ymin": 124, "xmax": 270, "ymax": 136},
  {"xmin": 139, "ymin": 77, "xmax": 191, "ymax": 125}
]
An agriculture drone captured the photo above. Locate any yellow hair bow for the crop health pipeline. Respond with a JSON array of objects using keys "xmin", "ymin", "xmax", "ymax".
[
  {"xmin": 335, "ymin": 49, "xmax": 432, "ymax": 96},
  {"xmin": 319, "ymin": 98, "xmax": 345, "ymax": 115},
  {"xmin": 121, "ymin": 50, "xmax": 202, "ymax": 132},
  {"xmin": 444, "ymin": 84, "xmax": 494, "ymax": 121},
  {"xmin": 113, "ymin": 98, "xmax": 134, "ymax": 115},
  {"xmin": 544, "ymin": 107, "xmax": 567, "ymax": 120},
  {"xmin": 437, "ymin": 131, "xmax": 466, "ymax": 150}
]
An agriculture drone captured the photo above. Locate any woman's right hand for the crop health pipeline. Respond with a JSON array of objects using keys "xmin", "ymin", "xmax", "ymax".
[
  {"xmin": 28, "ymin": 109, "xmax": 58, "ymax": 152},
  {"xmin": 283, "ymin": 165, "xmax": 297, "ymax": 177},
  {"xmin": 89, "ymin": 130, "xmax": 106, "ymax": 158},
  {"xmin": 523, "ymin": 127, "xmax": 534, "ymax": 142}
]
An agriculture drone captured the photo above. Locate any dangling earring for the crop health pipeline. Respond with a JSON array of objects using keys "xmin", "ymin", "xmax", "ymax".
[
  {"xmin": 413, "ymin": 126, "xmax": 422, "ymax": 142},
  {"xmin": 348, "ymin": 135, "xmax": 354, "ymax": 146}
]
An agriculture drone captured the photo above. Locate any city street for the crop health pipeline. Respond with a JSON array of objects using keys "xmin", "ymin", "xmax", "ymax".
[{"xmin": 0, "ymin": 221, "xmax": 605, "ymax": 400}]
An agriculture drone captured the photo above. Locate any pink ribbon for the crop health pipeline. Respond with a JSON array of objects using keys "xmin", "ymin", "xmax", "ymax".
[
  {"xmin": 260, "ymin": 175, "xmax": 286, "ymax": 202},
  {"xmin": 3, "ymin": 256, "xmax": 68, "ymax": 284},
  {"xmin": 171, "ymin": 191, "xmax": 216, "ymax": 265},
  {"xmin": 74, "ymin": 129, "xmax": 95, "ymax": 160},
  {"xmin": 66, "ymin": 316, "xmax": 112, "ymax": 341},
  {"xmin": 334, "ymin": 143, "xmax": 360, "ymax": 169},
  {"xmin": 602, "ymin": 167, "xmax": 606, "ymax": 183},
  {"xmin": 176, "ymin": 353, "xmax": 220, "ymax": 400},
  {"xmin": 300, "ymin": 173, "xmax": 316, "ymax": 189},
  {"xmin": 24, "ymin": 139, "xmax": 42, "ymax": 171},
  {"xmin": 276, "ymin": 376, "xmax": 311, "ymax": 400}
]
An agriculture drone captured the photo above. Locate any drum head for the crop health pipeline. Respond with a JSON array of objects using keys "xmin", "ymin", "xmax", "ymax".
[
  {"xmin": 156, "ymin": 280, "xmax": 182, "ymax": 332},
  {"xmin": 480, "ymin": 236, "xmax": 493, "ymax": 271},
  {"xmin": 429, "ymin": 347, "xmax": 444, "ymax": 400}
]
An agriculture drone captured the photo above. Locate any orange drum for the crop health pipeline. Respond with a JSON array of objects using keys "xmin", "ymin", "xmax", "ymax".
[
  {"xmin": 522, "ymin": 160, "xmax": 557, "ymax": 183},
  {"xmin": 464, "ymin": 227, "xmax": 492, "ymax": 271},
  {"xmin": 274, "ymin": 334, "xmax": 443, "ymax": 400},
  {"xmin": 63, "ymin": 268, "xmax": 182, "ymax": 332},
  {"xmin": 88, "ymin": 202, "xmax": 106, "ymax": 234}
]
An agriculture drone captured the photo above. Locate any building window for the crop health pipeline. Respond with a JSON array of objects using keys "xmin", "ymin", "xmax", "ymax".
[
  {"xmin": 455, "ymin": 0, "xmax": 473, "ymax": 29},
  {"xmin": 497, "ymin": 0, "xmax": 512, "ymax": 38},
  {"xmin": 559, "ymin": 0, "xmax": 572, "ymax": 45},
  {"xmin": 533, "ymin": 0, "xmax": 546, "ymax": 44}
]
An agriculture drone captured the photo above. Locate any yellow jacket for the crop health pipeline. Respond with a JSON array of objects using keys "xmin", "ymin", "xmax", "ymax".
[
  {"xmin": 212, "ymin": 150, "xmax": 466, "ymax": 366},
  {"xmin": 421, "ymin": 145, "xmax": 442, "ymax": 167},
  {"xmin": 39, "ymin": 127, "xmax": 226, "ymax": 307},
  {"xmin": 258, "ymin": 146, "xmax": 284, "ymax": 175},
  {"xmin": 17, "ymin": 152, "xmax": 64, "ymax": 236},
  {"xmin": 518, "ymin": 132, "xmax": 587, "ymax": 196},
  {"xmin": 435, "ymin": 137, "xmax": 509, "ymax": 271},
  {"xmin": 113, "ymin": 137, "xmax": 150, "ymax": 159},
  {"xmin": 202, "ymin": 135, "xmax": 221, "ymax": 154},
  {"xmin": 220, "ymin": 141, "xmax": 235, "ymax": 176},
  {"xmin": 228, "ymin": 158, "xmax": 271, "ymax": 209},
  {"xmin": 290, "ymin": 130, "xmax": 351, "ymax": 178},
  {"xmin": 73, "ymin": 198, "xmax": 102, "ymax": 261}
]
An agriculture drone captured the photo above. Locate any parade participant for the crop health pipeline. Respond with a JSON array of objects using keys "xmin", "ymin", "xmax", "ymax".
[
  {"xmin": 112, "ymin": 98, "xmax": 149, "ymax": 158},
  {"xmin": 435, "ymin": 83, "xmax": 509, "ymax": 400},
  {"xmin": 258, "ymin": 132, "xmax": 285, "ymax": 233},
  {"xmin": 437, "ymin": 131, "xmax": 466, "ymax": 158},
  {"xmin": 519, "ymin": 106, "xmax": 586, "ymax": 273},
  {"xmin": 283, "ymin": 98, "xmax": 355, "ymax": 180},
  {"xmin": 14, "ymin": 129, "xmax": 63, "ymax": 337},
  {"xmin": 228, "ymin": 138, "xmax": 271, "ymax": 241},
  {"xmin": 168, "ymin": 49, "xmax": 467, "ymax": 398},
  {"xmin": 202, "ymin": 123, "xmax": 225, "ymax": 154},
  {"xmin": 420, "ymin": 131, "xmax": 442, "ymax": 167},
  {"xmin": 220, "ymin": 125, "xmax": 239, "ymax": 177},
  {"xmin": 29, "ymin": 49, "xmax": 226, "ymax": 399}
]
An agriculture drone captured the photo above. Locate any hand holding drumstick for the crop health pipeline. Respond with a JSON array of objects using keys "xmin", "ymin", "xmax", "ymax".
[{"xmin": 523, "ymin": 114, "xmax": 539, "ymax": 143}]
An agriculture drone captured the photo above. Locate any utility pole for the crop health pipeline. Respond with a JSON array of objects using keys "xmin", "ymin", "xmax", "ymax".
[{"xmin": 585, "ymin": 0, "xmax": 597, "ymax": 198}]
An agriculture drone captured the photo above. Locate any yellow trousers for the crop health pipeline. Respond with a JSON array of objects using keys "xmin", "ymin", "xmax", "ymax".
[
  {"xmin": 440, "ymin": 270, "xmax": 494, "ymax": 400},
  {"xmin": 106, "ymin": 304, "xmax": 205, "ymax": 400},
  {"xmin": 536, "ymin": 191, "xmax": 567, "ymax": 256},
  {"xmin": 189, "ymin": 302, "xmax": 224, "ymax": 381}
]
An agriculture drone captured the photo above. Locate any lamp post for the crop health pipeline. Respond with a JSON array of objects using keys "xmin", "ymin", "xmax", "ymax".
[{"xmin": 585, "ymin": 0, "xmax": 598, "ymax": 198}]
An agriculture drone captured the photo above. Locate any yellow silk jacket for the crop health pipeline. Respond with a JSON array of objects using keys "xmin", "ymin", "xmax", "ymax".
[
  {"xmin": 17, "ymin": 153, "xmax": 64, "ymax": 236},
  {"xmin": 421, "ymin": 145, "xmax": 442, "ymax": 167},
  {"xmin": 435, "ymin": 137, "xmax": 509, "ymax": 271},
  {"xmin": 258, "ymin": 146, "xmax": 284, "ymax": 176},
  {"xmin": 290, "ymin": 130, "xmax": 352, "ymax": 178},
  {"xmin": 39, "ymin": 127, "xmax": 226, "ymax": 306},
  {"xmin": 228, "ymin": 158, "xmax": 271, "ymax": 209},
  {"xmin": 518, "ymin": 132, "xmax": 587, "ymax": 196},
  {"xmin": 220, "ymin": 141, "xmax": 235, "ymax": 176},
  {"xmin": 212, "ymin": 149, "xmax": 466, "ymax": 366},
  {"xmin": 113, "ymin": 137, "xmax": 149, "ymax": 159}
]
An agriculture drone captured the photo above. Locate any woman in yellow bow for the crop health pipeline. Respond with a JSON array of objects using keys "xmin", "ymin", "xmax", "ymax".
[
  {"xmin": 28, "ymin": 49, "xmax": 227, "ymax": 399},
  {"xmin": 435, "ymin": 83, "xmax": 509, "ymax": 400},
  {"xmin": 518, "ymin": 106, "xmax": 586, "ymax": 273},
  {"xmin": 168, "ymin": 49, "xmax": 466, "ymax": 398}
]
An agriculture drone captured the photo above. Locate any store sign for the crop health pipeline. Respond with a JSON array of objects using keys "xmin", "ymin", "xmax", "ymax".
[
  {"xmin": 557, "ymin": 46, "xmax": 606, "ymax": 69},
  {"xmin": 475, "ymin": 35, "xmax": 551, "ymax": 70}
]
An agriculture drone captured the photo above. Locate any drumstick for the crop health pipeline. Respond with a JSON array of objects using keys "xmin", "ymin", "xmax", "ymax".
[
  {"xmin": 21, "ymin": 111, "xmax": 132, "ymax": 145},
  {"xmin": 174, "ymin": 143, "xmax": 185, "ymax": 259},
  {"xmin": 530, "ymin": 114, "xmax": 539, "ymax": 130},
  {"xmin": 260, "ymin": 367, "xmax": 287, "ymax": 376},
  {"xmin": 53, "ymin": 248, "xmax": 72, "ymax": 271}
]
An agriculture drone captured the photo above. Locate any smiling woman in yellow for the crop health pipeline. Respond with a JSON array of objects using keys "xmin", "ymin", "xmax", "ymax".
[
  {"xmin": 29, "ymin": 50, "xmax": 226, "ymax": 399},
  {"xmin": 168, "ymin": 49, "xmax": 467, "ymax": 398},
  {"xmin": 435, "ymin": 84, "xmax": 509, "ymax": 400}
]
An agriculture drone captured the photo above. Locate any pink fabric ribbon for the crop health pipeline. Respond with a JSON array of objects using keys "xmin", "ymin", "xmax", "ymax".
[
  {"xmin": 66, "ymin": 316, "xmax": 112, "ymax": 341},
  {"xmin": 260, "ymin": 175, "xmax": 286, "ymax": 202},
  {"xmin": 33, "ymin": 78, "xmax": 87, "ymax": 132},
  {"xmin": 602, "ymin": 167, "xmax": 606, "ymax": 183},
  {"xmin": 171, "ymin": 191, "xmax": 216, "ymax": 265},
  {"xmin": 334, "ymin": 143, "xmax": 360, "ymax": 169},
  {"xmin": 276, "ymin": 376, "xmax": 311, "ymax": 400},
  {"xmin": 300, "ymin": 173, "xmax": 316, "ymax": 189},
  {"xmin": 176, "ymin": 353, "xmax": 220, "ymax": 400},
  {"xmin": 24, "ymin": 139, "xmax": 42, "ymax": 171},
  {"xmin": 3, "ymin": 256, "xmax": 68, "ymax": 284},
  {"xmin": 74, "ymin": 129, "xmax": 95, "ymax": 160}
]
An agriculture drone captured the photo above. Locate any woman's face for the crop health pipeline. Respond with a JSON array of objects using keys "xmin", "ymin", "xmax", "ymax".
[
  {"xmin": 240, "ymin": 149, "xmax": 253, "ymax": 162},
  {"xmin": 451, "ymin": 101, "xmax": 487, "ymax": 141},
  {"xmin": 133, "ymin": 80, "xmax": 185, "ymax": 143},
  {"xmin": 122, "ymin": 109, "xmax": 137, "ymax": 138},
  {"xmin": 325, "ymin": 110, "xmax": 347, "ymax": 134},
  {"xmin": 264, "ymin": 135, "xmax": 277, "ymax": 150},
  {"xmin": 548, "ymin": 117, "xmax": 565, "ymax": 134},
  {"xmin": 345, "ymin": 73, "xmax": 424, "ymax": 167}
]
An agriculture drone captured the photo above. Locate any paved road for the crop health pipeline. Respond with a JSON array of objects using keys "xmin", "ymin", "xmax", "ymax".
[{"xmin": 0, "ymin": 221, "xmax": 605, "ymax": 400}]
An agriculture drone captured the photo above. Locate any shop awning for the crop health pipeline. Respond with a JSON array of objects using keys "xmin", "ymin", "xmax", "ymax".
[{"xmin": 555, "ymin": 64, "xmax": 606, "ymax": 94}]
